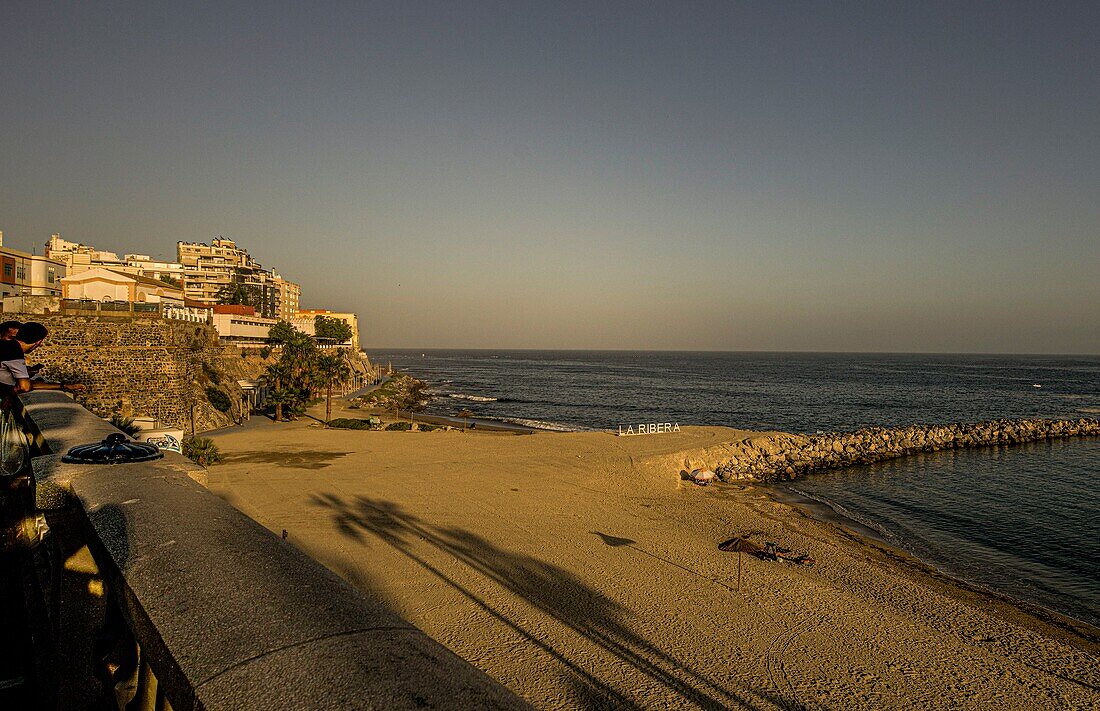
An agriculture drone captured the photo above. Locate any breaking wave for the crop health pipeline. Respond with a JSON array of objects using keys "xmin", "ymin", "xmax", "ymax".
[
  {"xmin": 501, "ymin": 418, "xmax": 586, "ymax": 433},
  {"xmin": 449, "ymin": 394, "xmax": 499, "ymax": 402}
]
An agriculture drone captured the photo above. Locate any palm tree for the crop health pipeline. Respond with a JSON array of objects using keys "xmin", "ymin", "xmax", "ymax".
[
  {"xmin": 262, "ymin": 331, "xmax": 319, "ymax": 421},
  {"xmin": 263, "ymin": 359, "xmax": 294, "ymax": 422},
  {"xmin": 183, "ymin": 436, "xmax": 221, "ymax": 466},
  {"xmin": 315, "ymin": 350, "xmax": 353, "ymax": 426},
  {"xmin": 109, "ymin": 413, "xmax": 142, "ymax": 437}
]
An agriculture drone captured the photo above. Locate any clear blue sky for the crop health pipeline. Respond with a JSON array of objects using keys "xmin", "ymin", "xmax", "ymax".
[{"xmin": 2, "ymin": 1, "xmax": 1097, "ymax": 352}]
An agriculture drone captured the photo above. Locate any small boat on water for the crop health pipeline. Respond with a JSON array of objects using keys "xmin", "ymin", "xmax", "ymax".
[{"xmin": 1033, "ymin": 384, "xmax": 1042, "ymax": 388}]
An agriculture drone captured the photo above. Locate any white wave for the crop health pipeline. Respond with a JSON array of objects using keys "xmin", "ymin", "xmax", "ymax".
[
  {"xmin": 449, "ymin": 394, "xmax": 499, "ymax": 402},
  {"xmin": 502, "ymin": 418, "xmax": 587, "ymax": 433}
]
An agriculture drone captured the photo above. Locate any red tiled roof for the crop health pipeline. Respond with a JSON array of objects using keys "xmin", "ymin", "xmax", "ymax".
[{"xmin": 213, "ymin": 304, "xmax": 256, "ymax": 315}]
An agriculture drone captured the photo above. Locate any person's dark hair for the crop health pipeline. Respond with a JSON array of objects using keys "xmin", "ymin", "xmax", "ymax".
[
  {"xmin": 17, "ymin": 322, "xmax": 48, "ymax": 344},
  {"xmin": 0, "ymin": 320, "xmax": 22, "ymax": 333}
]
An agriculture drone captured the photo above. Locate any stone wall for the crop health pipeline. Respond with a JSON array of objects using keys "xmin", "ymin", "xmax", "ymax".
[
  {"xmin": 8, "ymin": 313, "xmax": 261, "ymax": 431},
  {"xmin": 716, "ymin": 418, "xmax": 1100, "ymax": 482}
]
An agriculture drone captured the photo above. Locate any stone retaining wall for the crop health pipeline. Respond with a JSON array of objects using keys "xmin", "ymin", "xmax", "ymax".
[
  {"xmin": 7, "ymin": 313, "xmax": 261, "ymax": 431},
  {"xmin": 716, "ymin": 418, "xmax": 1100, "ymax": 482}
]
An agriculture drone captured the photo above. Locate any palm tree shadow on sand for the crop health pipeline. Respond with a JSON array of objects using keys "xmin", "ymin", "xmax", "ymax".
[{"xmin": 307, "ymin": 493, "xmax": 794, "ymax": 710}]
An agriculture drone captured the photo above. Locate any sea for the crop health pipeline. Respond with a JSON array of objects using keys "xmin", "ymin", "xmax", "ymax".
[{"xmin": 368, "ymin": 350, "xmax": 1100, "ymax": 628}]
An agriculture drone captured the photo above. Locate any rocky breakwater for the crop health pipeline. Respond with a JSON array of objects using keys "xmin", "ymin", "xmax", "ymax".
[
  {"xmin": 356, "ymin": 373, "xmax": 430, "ymax": 412},
  {"xmin": 716, "ymin": 418, "xmax": 1100, "ymax": 482}
]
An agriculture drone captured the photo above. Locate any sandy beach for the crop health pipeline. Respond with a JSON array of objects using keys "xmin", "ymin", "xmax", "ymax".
[{"xmin": 208, "ymin": 407, "xmax": 1099, "ymax": 710}]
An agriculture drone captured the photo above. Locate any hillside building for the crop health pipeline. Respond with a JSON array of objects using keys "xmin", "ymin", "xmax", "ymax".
[
  {"xmin": 176, "ymin": 238, "xmax": 283, "ymax": 319},
  {"xmin": 210, "ymin": 304, "xmax": 278, "ymax": 348},
  {"xmin": 46, "ymin": 234, "xmax": 187, "ymax": 286},
  {"xmin": 124, "ymin": 254, "xmax": 187, "ymax": 284},
  {"xmin": 45, "ymin": 233, "xmax": 130, "ymax": 274},
  {"xmin": 272, "ymin": 271, "xmax": 301, "ymax": 321},
  {"xmin": 0, "ymin": 231, "xmax": 67, "ymax": 298},
  {"xmin": 295, "ymin": 309, "xmax": 360, "ymax": 350},
  {"xmin": 60, "ymin": 267, "xmax": 186, "ymax": 306}
]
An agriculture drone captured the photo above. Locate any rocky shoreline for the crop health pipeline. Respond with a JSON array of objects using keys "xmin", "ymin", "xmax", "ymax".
[{"xmin": 716, "ymin": 417, "xmax": 1100, "ymax": 482}]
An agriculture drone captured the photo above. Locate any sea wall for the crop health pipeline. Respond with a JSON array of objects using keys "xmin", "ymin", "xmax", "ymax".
[
  {"xmin": 7, "ymin": 313, "xmax": 267, "ymax": 431},
  {"xmin": 715, "ymin": 418, "xmax": 1100, "ymax": 482}
]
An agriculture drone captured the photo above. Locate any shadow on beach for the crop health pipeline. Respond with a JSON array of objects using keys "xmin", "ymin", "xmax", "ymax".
[
  {"xmin": 218, "ymin": 450, "xmax": 349, "ymax": 470},
  {"xmin": 307, "ymin": 493, "xmax": 790, "ymax": 710}
]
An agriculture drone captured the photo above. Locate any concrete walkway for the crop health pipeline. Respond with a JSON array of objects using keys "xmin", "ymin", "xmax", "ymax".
[{"xmin": 342, "ymin": 377, "xmax": 390, "ymax": 400}]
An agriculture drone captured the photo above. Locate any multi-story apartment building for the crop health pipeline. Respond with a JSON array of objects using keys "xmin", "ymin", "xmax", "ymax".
[
  {"xmin": 176, "ymin": 238, "xmax": 279, "ymax": 319},
  {"xmin": 33, "ymin": 233, "xmax": 303, "ymax": 322},
  {"xmin": 45, "ymin": 233, "xmax": 131, "ymax": 275},
  {"xmin": 0, "ymin": 231, "xmax": 67, "ymax": 297},
  {"xmin": 124, "ymin": 254, "xmax": 187, "ymax": 284},
  {"xmin": 271, "ymin": 271, "xmax": 301, "ymax": 321},
  {"xmin": 45, "ymin": 234, "xmax": 190, "ymax": 287}
]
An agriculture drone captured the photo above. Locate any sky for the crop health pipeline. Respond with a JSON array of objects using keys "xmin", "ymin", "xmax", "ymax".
[{"xmin": 1, "ymin": 1, "xmax": 1097, "ymax": 353}]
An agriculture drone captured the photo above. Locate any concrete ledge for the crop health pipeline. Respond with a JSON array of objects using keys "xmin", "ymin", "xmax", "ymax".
[{"xmin": 20, "ymin": 392, "xmax": 527, "ymax": 710}]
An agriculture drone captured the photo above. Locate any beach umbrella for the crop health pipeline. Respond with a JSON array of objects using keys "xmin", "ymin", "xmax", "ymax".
[
  {"xmin": 457, "ymin": 408, "xmax": 474, "ymax": 431},
  {"xmin": 718, "ymin": 537, "xmax": 760, "ymax": 590}
]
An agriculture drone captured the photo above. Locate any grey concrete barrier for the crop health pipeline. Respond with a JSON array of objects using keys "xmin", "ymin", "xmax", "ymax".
[{"xmin": 20, "ymin": 391, "xmax": 528, "ymax": 710}]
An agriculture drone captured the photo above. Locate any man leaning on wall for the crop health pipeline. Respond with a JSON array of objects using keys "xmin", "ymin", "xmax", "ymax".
[
  {"xmin": 0, "ymin": 322, "xmax": 84, "ymax": 407},
  {"xmin": 0, "ymin": 321, "xmax": 42, "ymax": 379},
  {"xmin": 0, "ymin": 321, "xmax": 21, "ymax": 341}
]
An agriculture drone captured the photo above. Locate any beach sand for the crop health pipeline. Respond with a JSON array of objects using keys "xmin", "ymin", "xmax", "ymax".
[{"xmin": 208, "ymin": 409, "xmax": 1099, "ymax": 709}]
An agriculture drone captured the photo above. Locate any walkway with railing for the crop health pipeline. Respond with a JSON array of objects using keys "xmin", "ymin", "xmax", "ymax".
[
  {"xmin": 59, "ymin": 299, "xmax": 212, "ymax": 324},
  {"xmin": 0, "ymin": 391, "xmax": 527, "ymax": 710}
]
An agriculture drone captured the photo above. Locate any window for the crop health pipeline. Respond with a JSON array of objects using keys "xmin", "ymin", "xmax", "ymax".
[
  {"xmin": 3, "ymin": 264, "xmax": 12, "ymax": 277},
  {"xmin": 16, "ymin": 267, "xmax": 25, "ymax": 280},
  {"xmin": 47, "ymin": 268, "xmax": 55, "ymax": 283}
]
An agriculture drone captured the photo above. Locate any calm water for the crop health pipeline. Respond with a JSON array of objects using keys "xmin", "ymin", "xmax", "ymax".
[
  {"xmin": 370, "ymin": 350, "xmax": 1100, "ymax": 627},
  {"xmin": 788, "ymin": 439, "xmax": 1099, "ymax": 628}
]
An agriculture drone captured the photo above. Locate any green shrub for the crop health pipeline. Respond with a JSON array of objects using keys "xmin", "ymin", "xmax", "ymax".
[
  {"xmin": 326, "ymin": 418, "xmax": 373, "ymax": 430},
  {"xmin": 206, "ymin": 387, "xmax": 232, "ymax": 413},
  {"xmin": 385, "ymin": 422, "xmax": 413, "ymax": 431},
  {"xmin": 202, "ymin": 363, "xmax": 221, "ymax": 385},
  {"xmin": 183, "ymin": 436, "xmax": 221, "ymax": 466}
]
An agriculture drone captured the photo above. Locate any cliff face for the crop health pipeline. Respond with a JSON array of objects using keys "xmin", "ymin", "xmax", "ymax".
[
  {"xmin": 11, "ymin": 314, "xmax": 268, "ymax": 432},
  {"xmin": 715, "ymin": 418, "xmax": 1100, "ymax": 481}
]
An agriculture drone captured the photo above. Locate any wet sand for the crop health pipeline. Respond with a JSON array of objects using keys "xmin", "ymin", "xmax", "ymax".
[{"xmin": 208, "ymin": 408, "xmax": 1099, "ymax": 709}]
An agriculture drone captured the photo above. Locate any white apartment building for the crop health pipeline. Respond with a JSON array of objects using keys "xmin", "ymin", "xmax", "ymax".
[
  {"xmin": 124, "ymin": 254, "xmax": 187, "ymax": 284},
  {"xmin": 45, "ymin": 233, "xmax": 131, "ymax": 275},
  {"xmin": 0, "ymin": 232, "xmax": 67, "ymax": 297},
  {"xmin": 45, "ymin": 234, "xmax": 189, "ymax": 286},
  {"xmin": 31, "ymin": 233, "xmax": 304, "ymax": 324},
  {"xmin": 211, "ymin": 307, "xmax": 279, "ymax": 348}
]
